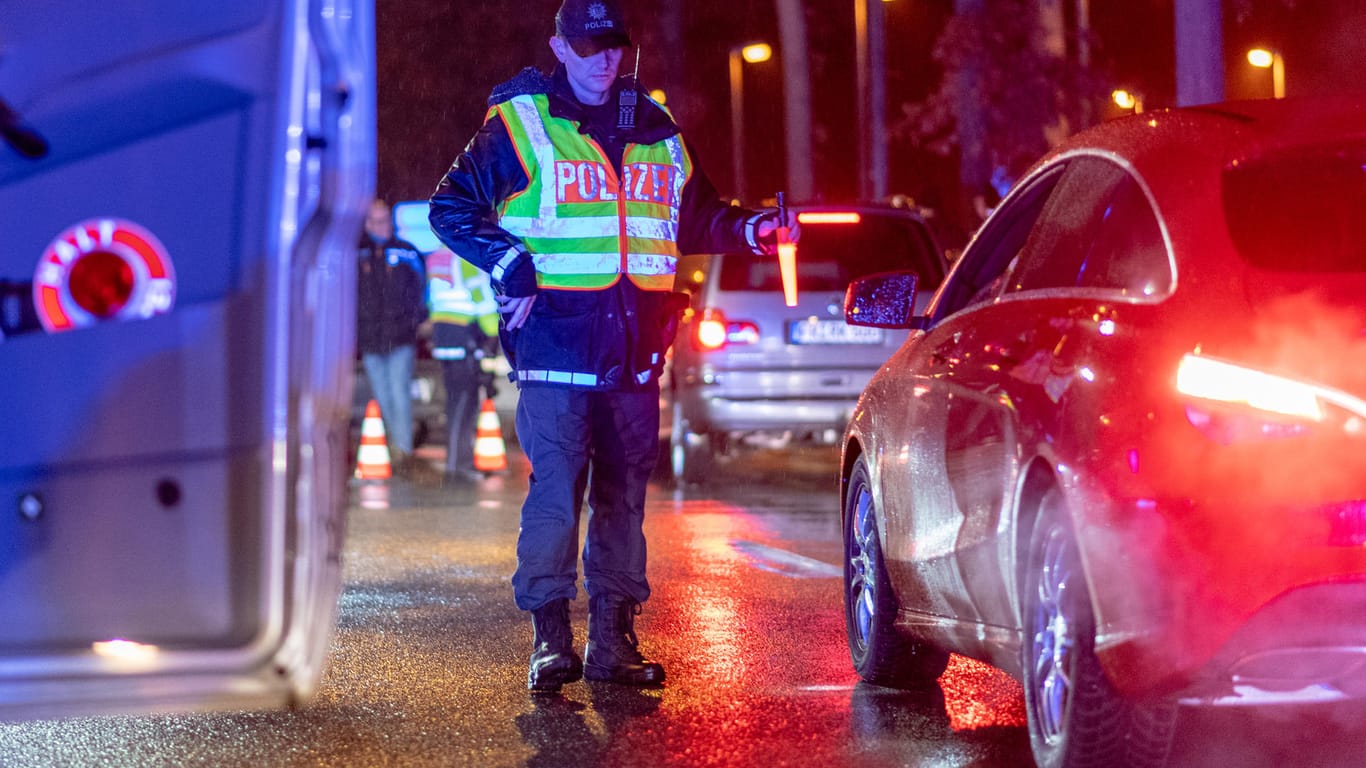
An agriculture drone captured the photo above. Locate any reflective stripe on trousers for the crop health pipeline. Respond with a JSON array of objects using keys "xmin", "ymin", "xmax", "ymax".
[{"xmin": 511, "ymin": 386, "xmax": 660, "ymax": 610}]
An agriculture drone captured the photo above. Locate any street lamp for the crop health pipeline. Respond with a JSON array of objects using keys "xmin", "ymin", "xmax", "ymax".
[
  {"xmin": 729, "ymin": 42, "xmax": 771, "ymax": 203},
  {"xmin": 1247, "ymin": 47, "xmax": 1286, "ymax": 99},
  {"xmin": 1112, "ymin": 88, "xmax": 1144, "ymax": 114}
]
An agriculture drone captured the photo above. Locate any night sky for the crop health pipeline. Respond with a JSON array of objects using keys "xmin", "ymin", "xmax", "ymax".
[{"xmin": 375, "ymin": 0, "xmax": 1366, "ymax": 231}]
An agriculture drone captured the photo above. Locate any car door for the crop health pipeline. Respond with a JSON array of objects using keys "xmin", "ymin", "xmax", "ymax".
[
  {"xmin": 0, "ymin": 0, "xmax": 373, "ymax": 719},
  {"xmin": 881, "ymin": 166, "xmax": 1064, "ymax": 650},
  {"xmin": 887, "ymin": 155, "xmax": 1174, "ymax": 650}
]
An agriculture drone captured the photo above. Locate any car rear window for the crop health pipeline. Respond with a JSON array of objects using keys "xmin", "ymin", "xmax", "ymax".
[
  {"xmin": 1224, "ymin": 142, "xmax": 1366, "ymax": 272},
  {"xmin": 716, "ymin": 214, "xmax": 941, "ymax": 292}
]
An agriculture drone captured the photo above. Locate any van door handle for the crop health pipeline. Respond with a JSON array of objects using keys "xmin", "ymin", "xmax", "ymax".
[{"xmin": 0, "ymin": 96, "xmax": 49, "ymax": 159}]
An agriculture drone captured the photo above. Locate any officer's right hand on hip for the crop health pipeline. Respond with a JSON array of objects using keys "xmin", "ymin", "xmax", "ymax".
[{"xmin": 497, "ymin": 294, "xmax": 536, "ymax": 330}]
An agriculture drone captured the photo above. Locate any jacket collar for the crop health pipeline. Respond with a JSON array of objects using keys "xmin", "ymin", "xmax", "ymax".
[{"xmin": 545, "ymin": 65, "xmax": 680, "ymax": 146}]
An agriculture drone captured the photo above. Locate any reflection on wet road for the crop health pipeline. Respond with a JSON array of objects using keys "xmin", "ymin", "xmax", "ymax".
[{"xmin": 0, "ymin": 443, "xmax": 1033, "ymax": 767}]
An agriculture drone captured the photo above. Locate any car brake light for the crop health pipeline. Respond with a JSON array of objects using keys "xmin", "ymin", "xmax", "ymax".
[
  {"xmin": 797, "ymin": 211, "xmax": 861, "ymax": 224},
  {"xmin": 697, "ymin": 316, "xmax": 728, "ymax": 349},
  {"xmin": 1176, "ymin": 354, "xmax": 1324, "ymax": 421},
  {"xmin": 695, "ymin": 309, "xmax": 759, "ymax": 351}
]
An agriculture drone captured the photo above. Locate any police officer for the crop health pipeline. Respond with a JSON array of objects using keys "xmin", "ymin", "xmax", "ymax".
[
  {"xmin": 429, "ymin": 0, "xmax": 797, "ymax": 692},
  {"xmin": 358, "ymin": 198, "xmax": 440, "ymax": 484},
  {"xmin": 426, "ymin": 247, "xmax": 500, "ymax": 483}
]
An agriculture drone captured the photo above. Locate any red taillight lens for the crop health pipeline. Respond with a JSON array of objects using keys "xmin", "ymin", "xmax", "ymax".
[
  {"xmin": 694, "ymin": 309, "xmax": 759, "ymax": 351},
  {"xmin": 68, "ymin": 251, "xmax": 134, "ymax": 318},
  {"xmin": 697, "ymin": 316, "xmax": 728, "ymax": 349}
]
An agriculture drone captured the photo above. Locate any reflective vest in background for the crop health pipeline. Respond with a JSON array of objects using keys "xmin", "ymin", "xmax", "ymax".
[
  {"xmin": 491, "ymin": 93, "xmax": 691, "ymax": 291},
  {"xmin": 427, "ymin": 247, "xmax": 498, "ymax": 360}
]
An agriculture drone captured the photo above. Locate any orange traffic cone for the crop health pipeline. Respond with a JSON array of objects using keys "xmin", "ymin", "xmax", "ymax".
[
  {"xmin": 473, "ymin": 398, "xmax": 508, "ymax": 473},
  {"xmin": 355, "ymin": 399, "xmax": 392, "ymax": 481}
]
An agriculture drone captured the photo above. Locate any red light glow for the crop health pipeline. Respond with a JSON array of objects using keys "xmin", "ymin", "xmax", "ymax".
[
  {"xmin": 68, "ymin": 250, "xmax": 135, "ymax": 318},
  {"xmin": 797, "ymin": 211, "xmax": 861, "ymax": 224},
  {"xmin": 938, "ymin": 655, "xmax": 1026, "ymax": 731}
]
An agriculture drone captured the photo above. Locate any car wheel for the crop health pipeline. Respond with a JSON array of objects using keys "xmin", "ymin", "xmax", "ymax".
[
  {"xmin": 1022, "ymin": 488, "xmax": 1175, "ymax": 768},
  {"xmin": 843, "ymin": 456, "xmax": 949, "ymax": 688},
  {"xmin": 669, "ymin": 398, "xmax": 712, "ymax": 485}
]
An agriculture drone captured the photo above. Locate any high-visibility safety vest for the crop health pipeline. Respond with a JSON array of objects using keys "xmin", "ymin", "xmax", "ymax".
[
  {"xmin": 491, "ymin": 93, "xmax": 691, "ymax": 291},
  {"xmin": 427, "ymin": 247, "xmax": 499, "ymax": 337}
]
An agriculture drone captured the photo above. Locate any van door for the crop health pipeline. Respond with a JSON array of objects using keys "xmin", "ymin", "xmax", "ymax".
[{"xmin": 0, "ymin": 0, "xmax": 373, "ymax": 719}]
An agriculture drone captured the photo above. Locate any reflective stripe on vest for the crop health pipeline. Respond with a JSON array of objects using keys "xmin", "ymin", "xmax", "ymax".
[
  {"xmin": 494, "ymin": 94, "xmax": 689, "ymax": 291},
  {"xmin": 428, "ymin": 250, "xmax": 499, "ymax": 336}
]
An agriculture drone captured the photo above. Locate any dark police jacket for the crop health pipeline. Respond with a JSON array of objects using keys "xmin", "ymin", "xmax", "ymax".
[
  {"xmin": 356, "ymin": 234, "xmax": 427, "ymax": 355},
  {"xmin": 429, "ymin": 65, "xmax": 767, "ymax": 391}
]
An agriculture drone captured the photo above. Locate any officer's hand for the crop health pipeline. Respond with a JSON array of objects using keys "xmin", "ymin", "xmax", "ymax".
[
  {"xmin": 497, "ymin": 294, "xmax": 536, "ymax": 330},
  {"xmin": 755, "ymin": 208, "xmax": 801, "ymax": 243}
]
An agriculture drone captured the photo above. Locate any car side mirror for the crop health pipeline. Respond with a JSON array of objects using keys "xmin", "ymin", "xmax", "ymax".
[{"xmin": 844, "ymin": 271, "xmax": 920, "ymax": 329}]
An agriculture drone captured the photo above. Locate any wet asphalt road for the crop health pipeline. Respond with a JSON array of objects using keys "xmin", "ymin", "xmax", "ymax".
[
  {"xmin": 0, "ymin": 441, "xmax": 1032, "ymax": 767},
  {"xmin": 4, "ymin": 441, "xmax": 1366, "ymax": 767}
]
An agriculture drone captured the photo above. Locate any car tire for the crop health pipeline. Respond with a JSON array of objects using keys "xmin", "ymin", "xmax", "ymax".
[
  {"xmin": 1022, "ymin": 488, "xmax": 1176, "ymax": 768},
  {"xmin": 842, "ymin": 456, "xmax": 949, "ymax": 688},
  {"xmin": 669, "ymin": 398, "xmax": 712, "ymax": 486}
]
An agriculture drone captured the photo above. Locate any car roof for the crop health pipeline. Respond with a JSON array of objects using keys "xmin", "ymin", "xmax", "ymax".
[
  {"xmin": 1040, "ymin": 96, "xmax": 1366, "ymax": 176},
  {"xmin": 994, "ymin": 96, "xmax": 1366, "ymax": 305}
]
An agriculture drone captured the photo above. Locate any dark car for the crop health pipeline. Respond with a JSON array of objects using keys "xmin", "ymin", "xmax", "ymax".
[
  {"xmin": 665, "ymin": 204, "xmax": 946, "ymax": 483},
  {"xmin": 838, "ymin": 97, "xmax": 1366, "ymax": 767}
]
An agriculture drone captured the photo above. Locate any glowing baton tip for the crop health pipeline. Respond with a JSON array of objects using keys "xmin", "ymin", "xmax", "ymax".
[
  {"xmin": 778, "ymin": 236, "xmax": 797, "ymax": 307},
  {"xmin": 776, "ymin": 191, "xmax": 797, "ymax": 307}
]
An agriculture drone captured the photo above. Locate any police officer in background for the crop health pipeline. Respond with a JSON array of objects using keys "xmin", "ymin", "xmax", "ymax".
[
  {"xmin": 358, "ymin": 198, "xmax": 440, "ymax": 484},
  {"xmin": 429, "ymin": 0, "xmax": 798, "ymax": 692},
  {"xmin": 426, "ymin": 246, "xmax": 500, "ymax": 484}
]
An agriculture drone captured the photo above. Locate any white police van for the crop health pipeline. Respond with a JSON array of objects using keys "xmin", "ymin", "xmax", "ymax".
[{"xmin": 0, "ymin": 0, "xmax": 374, "ymax": 718}]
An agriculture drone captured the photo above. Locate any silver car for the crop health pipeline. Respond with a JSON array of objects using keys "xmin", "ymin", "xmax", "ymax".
[{"xmin": 666, "ymin": 204, "xmax": 947, "ymax": 483}]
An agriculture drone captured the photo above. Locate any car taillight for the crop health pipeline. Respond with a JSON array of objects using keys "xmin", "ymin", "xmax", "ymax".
[
  {"xmin": 1176, "ymin": 352, "xmax": 1366, "ymax": 444},
  {"xmin": 1176, "ymin": 353, "xmax": 1324, "ymax": 421},
  {"xmin": 694, "ymin": 309, "xmax": 759, "ymax": 351}
]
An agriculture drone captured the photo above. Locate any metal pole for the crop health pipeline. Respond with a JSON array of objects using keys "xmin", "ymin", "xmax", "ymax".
[
  {"xmin": 775, "ymin": 0, "xmax": 814, "ymax": 201},
  {"xmin": 1174, "ymin": 0, "xmax": 1223, "ymax": 106},
  {"xmin": 1272, "ymin": 52, "xmax": 1286, "ymax": 99},
  {"xmin": 868, "ymin": 0, "xmax": 887, "ymax": 201},
  {"xmin": 854, "ymin": 0, "xmax": 869, "ymax": 201},
  {"xmin": 729, "ymin": 48, "xmax": 747, "ymax": 202}
]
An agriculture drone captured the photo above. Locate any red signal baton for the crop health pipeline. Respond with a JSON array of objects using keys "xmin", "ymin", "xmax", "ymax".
[{"xmin": 776, "ymin": 192, "xmax": 797, "ymax": 307}]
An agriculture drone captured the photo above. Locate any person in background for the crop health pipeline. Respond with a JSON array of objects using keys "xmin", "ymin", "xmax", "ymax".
[
  {"xmin": 428, "ymin": 0, "xmax": 798, "ymax": 692},
  {"xmin": 426, "ymin": 246, "xmax": 500, "ymax": 484},
  {"xmin": 358, "ymin": 198, "xmax": 440, "ymax": 484}
]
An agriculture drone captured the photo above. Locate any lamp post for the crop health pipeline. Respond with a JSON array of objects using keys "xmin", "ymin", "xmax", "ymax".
[
  {"xmin": 1247, "ymin": 48, "xmax": 1286, "ymax": 99},
  {"xmin": 855, "ymin": 0, "xmax": 891, "ymax": 201},
  {"xmin": 729, "ymin": 42, "xmax": 771, "ymax": 203}
]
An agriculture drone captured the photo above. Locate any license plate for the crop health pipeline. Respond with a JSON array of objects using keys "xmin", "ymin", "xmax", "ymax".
[{"xmin": 788, "ymin": 319, "xmax": 884, "ymax": 345}]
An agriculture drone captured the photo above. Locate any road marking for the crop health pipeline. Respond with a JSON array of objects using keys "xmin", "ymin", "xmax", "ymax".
[{"xmin": 730, "ymin": 540, "xmax": 841, "ymax": 578}]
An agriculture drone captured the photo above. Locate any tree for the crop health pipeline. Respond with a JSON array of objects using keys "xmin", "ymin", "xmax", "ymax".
[{"xmin": 892, "ymin": 0, "xmax": 1103, "ymax": 231}]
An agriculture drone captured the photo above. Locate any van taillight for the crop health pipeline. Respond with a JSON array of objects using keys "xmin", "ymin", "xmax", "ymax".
[{"xmin": 694, "ymin": 309, "xmax": 759, "ymax": 351}]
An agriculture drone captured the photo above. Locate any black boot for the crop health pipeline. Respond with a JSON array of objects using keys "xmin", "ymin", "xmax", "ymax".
[
  {"xmin": 584, "ymin": 594, "xmax": 665, "ymax": 686},
  {"xmin": 528, "ymin": 598, "xmax": 583, "ymax": 692}
]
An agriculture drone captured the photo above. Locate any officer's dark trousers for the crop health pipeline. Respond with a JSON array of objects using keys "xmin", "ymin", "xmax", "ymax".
[
  {"xmin": 441, "ymin": 356, "xmax": 482, "ymax": 474},
  {"xmin": 512, "ymin": 386, "xmax": 659, "ymax": 611}
]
